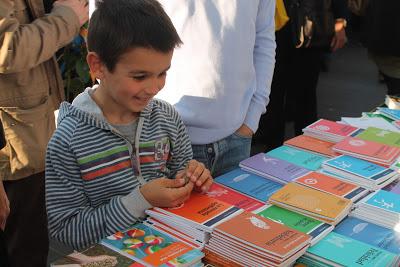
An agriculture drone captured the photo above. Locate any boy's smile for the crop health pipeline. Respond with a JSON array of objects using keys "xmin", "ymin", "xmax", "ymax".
[{"xmin": 89, "ymin": 47, "xmax": 173, "ymax": 124}]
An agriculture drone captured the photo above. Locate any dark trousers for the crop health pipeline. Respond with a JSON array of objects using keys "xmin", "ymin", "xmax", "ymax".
[
  {"xmin": 255, "ymin": 24, "xmax": 323, "ymax": 151},
  {"xmin": 3, "ymin": 172, "xmax": 49, "ymax": 267},
  {"xmin": 383, "ymin": 73, "xmax": 400, "ymax": 96}
]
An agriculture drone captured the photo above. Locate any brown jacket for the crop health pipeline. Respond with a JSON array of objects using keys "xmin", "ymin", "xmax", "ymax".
[{"xmin": 0, "ymin": 0, "xmax": 80, "ymax": 181}]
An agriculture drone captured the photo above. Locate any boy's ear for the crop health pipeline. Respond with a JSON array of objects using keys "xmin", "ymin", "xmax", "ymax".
[{"xmin": 87, "ymin": 52, "xmax": 106, "ymax": 80}]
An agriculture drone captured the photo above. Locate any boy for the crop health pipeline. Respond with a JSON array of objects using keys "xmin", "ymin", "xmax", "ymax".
[{"xmin": 46, "ymin": 0, "xmax": 212, "ymax": 250}]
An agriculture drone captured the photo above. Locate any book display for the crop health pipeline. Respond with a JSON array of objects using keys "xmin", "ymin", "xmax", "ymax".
[{"xmin": 52, "ymin": 111, "xmax": 400, "ymax": 267}]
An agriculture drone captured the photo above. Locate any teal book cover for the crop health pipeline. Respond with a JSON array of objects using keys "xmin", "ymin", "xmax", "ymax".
[
  {"xmin": 266, "ymin": 146, "xmax": 328, "ymax": 171},
  {"xmin": 307, "ymin": 232, "xmax": 399, "ymax": 267}
]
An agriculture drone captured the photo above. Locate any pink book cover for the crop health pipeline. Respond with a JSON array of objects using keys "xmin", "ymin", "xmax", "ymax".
[
  {"xmin": 333, "ymin": 137, "xmax": 400, "ymax": 162},
  {"xmin": 306, "ymin": 119, "xmax": 360, "ymax": 137}
]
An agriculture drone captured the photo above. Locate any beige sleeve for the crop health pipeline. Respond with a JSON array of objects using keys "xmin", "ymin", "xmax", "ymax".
[{"xmin": 0, "ymin": 1, "xmax": 80, "ymax": 73}]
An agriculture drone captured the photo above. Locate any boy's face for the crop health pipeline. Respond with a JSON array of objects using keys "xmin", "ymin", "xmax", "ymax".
[{"xmin": 93, "ymin": 47, "xmax": 173, "ymax": 120}]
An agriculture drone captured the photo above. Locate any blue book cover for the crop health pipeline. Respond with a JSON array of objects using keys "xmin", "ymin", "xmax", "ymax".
[
  {"xmin": 307, "ymin": 232, "xmax": 399, "ymax": 267},
  {"xmin": 324, "ymin": 155, "xmax": 394, "ymax": 180},
  {"xmin": 214, "ymin": 168, "xmax": 283, "ymax": 202},
  {"xmin": 366, "ymin": 190, "xmax": 400, "ymax": 214},
  {"xmin": 378, "ymin": 107, "xmax": 400, "ymax": 120},
  {"xmin": 335, "ymin": 217, "xmax": 400, "ymax": 254},
  {"xmin": 266, "ymin": 146, "xmax": 328, "ymax": 171},
  {"xmin": 101, "ymin": 223, "xmax": 204, "ymax": 267}
]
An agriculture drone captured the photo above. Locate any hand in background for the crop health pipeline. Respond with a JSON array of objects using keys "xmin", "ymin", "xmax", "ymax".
[
  {"xmin": 236, "ymin": 124, "xmax": 253, "ymax": 137},
  {"xmin": 0, "ymin": 182, "xmax": 9, "ymax": 230},
  {"xmin": 331, "ymin": 20, "xmax": 347, "ymax": 52},
  {"xmin": 54, "ymin": 0, "xmax": 89, "ymax": 26},
  {"xmin": 177, "ymin": 159, "xmax": 213, "ymax": 193},
  {"xmin": 140, "ymin": 177, "xmax": 194, "ymax": 208}
]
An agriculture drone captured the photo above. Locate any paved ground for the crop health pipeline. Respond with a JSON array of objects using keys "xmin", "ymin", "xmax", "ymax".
[{"xmin": 47, "ymin": 30, "xmax": 388, "ymax": 265}]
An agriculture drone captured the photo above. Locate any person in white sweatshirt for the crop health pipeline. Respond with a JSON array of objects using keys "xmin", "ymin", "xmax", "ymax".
[{"xmin": 156, "ymin": 0, "xmax": 276, "ymax": 177}]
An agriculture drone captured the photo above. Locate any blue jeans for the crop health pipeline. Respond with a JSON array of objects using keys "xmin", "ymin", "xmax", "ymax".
[{"xmin": 192, "ymin": 132, "xmax": 252, "ymax": 177}]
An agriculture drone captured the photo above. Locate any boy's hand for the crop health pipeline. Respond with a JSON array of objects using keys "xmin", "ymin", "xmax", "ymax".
[
  {"xmin": 177, "ymin": 160, "xmax": 213, "ymax": 192},
  {"xmin": 140, "ymin": 177, "xmax": 194, "ymax": 208},
  {"xmin": 54, "ymin": 0, "xmax": 89, "ymax": 26}
]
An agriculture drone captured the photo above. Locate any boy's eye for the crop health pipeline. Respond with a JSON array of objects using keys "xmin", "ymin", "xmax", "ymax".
[{"xmin": 132, "ymin": 75, "xmax": 147, "ymax": 81}]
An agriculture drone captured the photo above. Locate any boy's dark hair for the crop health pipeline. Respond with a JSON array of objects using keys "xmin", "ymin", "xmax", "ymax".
[{"xmin": 87, "ymin": 0, "xmax": 182, "ymax": 72}]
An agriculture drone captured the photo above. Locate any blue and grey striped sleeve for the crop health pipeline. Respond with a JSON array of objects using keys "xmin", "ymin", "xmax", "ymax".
[{"xmin": 45, "ymin": 123, "xmax": 139, "ymax": 250}]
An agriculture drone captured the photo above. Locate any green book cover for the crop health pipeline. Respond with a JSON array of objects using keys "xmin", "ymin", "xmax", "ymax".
[
  {"xmin": 363, "ymin": 112, "xmax": 394, "ymax": 122},
  {"xmin": 256, "ymin": 205, "xmax": 323, "ymax": 234},
  {"xmin": 356, "ymin": 127, "xmax": 400, "ymax": 147}
]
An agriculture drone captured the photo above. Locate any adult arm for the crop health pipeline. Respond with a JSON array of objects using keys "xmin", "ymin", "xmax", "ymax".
[
  {"xmin": 243, "ymin": 0, "xmax": 276, "ymax": 134},
  {"xmin": 0, "ymin": 0, "xmax": 81, "ymax": 73}
]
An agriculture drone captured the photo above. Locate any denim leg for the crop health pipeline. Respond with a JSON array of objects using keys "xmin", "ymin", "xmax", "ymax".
[
  {"xmin": 213, "ymin": 133, "xmax": 252, "ymax": 177},
  {"xmin": 192, "ymin": 143, "xmax": 216, "ymax": 173}
]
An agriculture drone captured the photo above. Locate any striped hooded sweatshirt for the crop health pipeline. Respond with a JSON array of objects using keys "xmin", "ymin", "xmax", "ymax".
[{"xmin": 45, "ymin": 87, "xmax": 192, "ymax": 249}]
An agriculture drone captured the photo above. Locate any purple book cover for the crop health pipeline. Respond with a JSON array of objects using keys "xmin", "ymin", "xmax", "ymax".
[
  {"xmin": 239, "ymin": 153, "xmax": 310, "ymax": 184},
  {"xmin": 383, "ymin": 179, "xmax": 400, "ymax": 195}
]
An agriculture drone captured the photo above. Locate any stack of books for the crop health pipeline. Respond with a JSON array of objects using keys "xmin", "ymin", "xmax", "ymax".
[
  {"xmin": 100, "ymin": 223, "xmax": 204, "ymax": 267},
  {"xmin": 284, "ymin": 135, "xmax": 337, "ymax": 157},
  {"xmin": 294, "ymin": 171, "xmax": 369, "ymax": 202},
  {"xmin": 239, "ymin": 153, "xmax": 310, "ymax": 185},
  {"xmin": 205, "ymin": 182, "xmax": 266, "ymax": 212},
  {"xmin": 334, "ymin": 216, "xmax": 400, "ymax": 255},
  {"xmin": 340, "ymin": 116, "xmax": 400, "ymax": 132},
  {"xmin": 297, "ymin": 232, "xmax": 400, "ymax": 267},
  {"xmin": 322, "ymin": 155, "xmax": 399, "ymax": 190},
  {"xmin": 377, "ymin": 107, "xmax": 400, "ymax": 121},
  {"xmin": 145, "ymin": 192, "xmax": 242, "ymax": 248},
  {"xmin": 205, "ymin": 211, "xmax": 311, "ymax": 267},
  {"xmin": 356, "ymin": 126, "xmax": 400, "ymax": 147},
  {"xmin": 268, "ymin": 183, "xmax": 353, "ymax": 225},
  {"xmin": 214, "ymin": 168, "xmax": 283, "ymax": 202},
  {"xmin": 351, "ymin": 189, "xmax": 400, "ymax": 230},
  {"xmin": 302, "ymin": 119, "xmax": 362, "ymax": 143},
  {"xmin": 266, "ymin": 146, "xmax": 328, "ymax": 171},
  {"xmin": 332, "ymin": 137, "xmax": 400, "ymax": 167},
  {"xmin": 253, "ymin": 204, "xmax": 333, "ymax": 246}
]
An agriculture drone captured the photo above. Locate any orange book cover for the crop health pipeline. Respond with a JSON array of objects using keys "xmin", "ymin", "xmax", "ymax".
[
  {"xmin": 269, "ymin": 183, "xmax": 352, "ymax": 220},
  {"xmin": 284, "ymin": 135, "xmax": 336, "ymax": 157},
  {"xmin": 305, "ymin": 119, "xmax": 360, "ymax": 137},
  {"xmin": 333, "ymin": 137, "xmax": 400, "ymax": 162},
  {"xmin": 213, "ymin": 211, "xmax": 311, "ymax": 258},
  {"xmin": 203, "ymin": 248, "xmax": 242, "ymax": 267},
  {"xmin": 155, "ymin": 192, "xmax": 240, "ymax": 225},
  {"xmin": 295, "ymin": 171, "xmax": 358, "ymax": 197}
]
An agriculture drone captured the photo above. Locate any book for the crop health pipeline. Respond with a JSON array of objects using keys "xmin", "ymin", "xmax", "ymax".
[
  {"xmin": 208, "ymin": 211, "xmax": 311, "ymax": 266},
  {"xmin": 254, "ymin": 205, "xmax": 333, "ymax": 246},
  {"xmin": 351, "ymin": 190, "xmax": 400, "ymax": 229},
  {"xmin": 383, "ymin": 179, "xmax": 400, "ymax": 195},
  {"xmin": 363, "ymin": 112, "xmax": 394, "ymax": 122},
  {"xmin": 332, "ymin": 137, "xmax": 400, "ymax": 166},
  {"xmin": 322, "ymin": 155, "xmax": 399, "ymax": 190},
  {"xmin": 303, "ymin": 232, "xmax": 400, "ymax": 267},
  {"xmin": 239, "ymin": 153, "xmax": 310, "ymax": 185},
  {"xmin": 101, "ymin": 223, "xmax": 204, "ymax": 267},
  {"xmin": 294, "ymin": 171, "xmax": 368, "ymax": 201},
  {"xmin": 377, "ymin": 107, "xmax": 400, "ymax": 121},
  {"xmin": 356, "ymin": 127, "xmax": 400, "ymax": 147},
  {"xmin": 340, "ymin": 117, "xmax": 400, "ymax": 132},
  {"xmin": 302, "ymin": 119, "xmax": 362, "ymax": 142},
  {"xmin": 284, "ymin": 135, "xmax": 336, "ymax": 157},
  {"xmin": 268, "ymin": 183, "xmax": 352, "ymax": 225},
  {"xmin": 266, "ymin": 146, "xmax": 328, "ymax": 171},
  {"xmin": 146, "ymin": 192, "xmax": 242, "ymax": 233},
  {"xmin": 205, "ymin": 183, "xmax": 265, "ymax": 212},
  {"xmin": 334, "ymin": 216, "xmax": 400, "ymax": 255},
  {"xmin": 50, "ymin": 243, "xmax": 141, "ymax": 267},
  {"xmin": 214, "ymin": 168, "xmax": 282, "ymax": 202}
]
